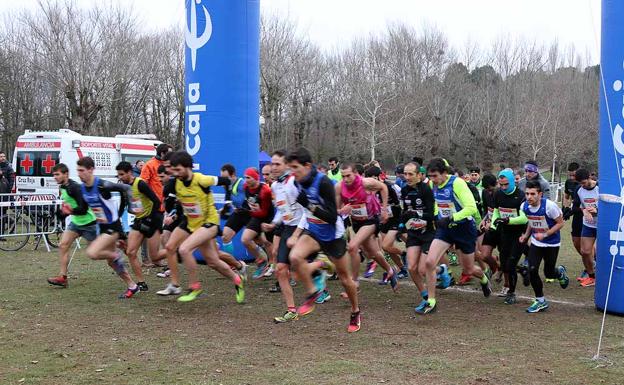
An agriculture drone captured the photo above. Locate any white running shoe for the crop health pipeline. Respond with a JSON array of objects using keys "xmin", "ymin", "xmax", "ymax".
[
  {"xmin": 263, "ymin": 265, "xmax": 275, "ymax": 277},
  {"xmin": 156, "ymin": 283, "xmax": 182, "ymax": 296},
  {"xmin": 156, "ymin": 269, "xmax": 171, "ymax": 278},
  {"xmin": 497, "ymin": 286, "xmax": 509, "ymax": 297},
  {"xmin": 239, "ymin": 261, "xmax": 248, "ymax": 282}
]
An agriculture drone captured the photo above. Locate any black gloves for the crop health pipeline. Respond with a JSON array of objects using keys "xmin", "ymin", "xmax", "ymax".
[
  {"xmin": 436, "ymin": 216, "xmax": 452, "ymax": 229},
  {"xmin": 494, "ymin": 217, "xmax": 509, "ymax": 227},
  {"xmin": 296, "ymin": 190, "xmax": 311, "ymax": 209},
  {"xmin": 562, "ymin": 207, "xmax": 573, "ymax": 221}
]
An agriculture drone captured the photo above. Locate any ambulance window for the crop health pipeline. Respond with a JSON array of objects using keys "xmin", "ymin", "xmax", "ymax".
[
  {"xmin": 122, "ymin": 154, "xmax": 152, "ymax": 166},
  {"xmin": 15, "ymin": 152, "xmax": 60, "ymax": 177}
]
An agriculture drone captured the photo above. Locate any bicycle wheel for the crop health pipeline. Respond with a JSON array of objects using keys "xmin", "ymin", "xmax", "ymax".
[
  {"xmin": 0, "ymin": 214, "xmax": 31, "ymax": 251},
  {"xmin": 43, "ymin": 223, "xmax": 64, "ymax": 248}
]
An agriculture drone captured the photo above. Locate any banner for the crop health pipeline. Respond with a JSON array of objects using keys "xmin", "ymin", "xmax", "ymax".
[
  {"xmin": 596, "ymin": 0, "xmax": 624, "ymax": 314},
  {"xmin": 185, "ymin": 0, "xmax": 260, "ymax": 260}
]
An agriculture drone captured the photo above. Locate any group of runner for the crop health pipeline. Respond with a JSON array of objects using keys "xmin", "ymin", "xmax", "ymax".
[{"xmin": 46, "ymin": 145, "xmax": 598, "ymax": 332}]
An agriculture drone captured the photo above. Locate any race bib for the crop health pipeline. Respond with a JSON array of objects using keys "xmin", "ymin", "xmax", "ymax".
[
  {"xmin": 386, "ymin": 205, "xmax": 393, "ymax": 217},
  {"xmin": 485, "ymin": 207, "xmax": 494, "ymax": 221},
  {"xmin": 437, "ymin": 201, "xmax": 456, "ymax": 218},
  {"xmin": 276, "ymin": 199, "xmax": 293, "ymax": 221},
  {"xmin": 583, "ymin": 198, "xmax": 597, "ymax": 224},
  {"xmin": 131, "ymin": 198, "xmax": 144, "ymax": 215},
  {"xmin": 406, "ymin": 218, "xmax": 427, "ymax": 230},
  {"xmin": 527, "ymin": 215, "xmax": 548, "ymax": 232},
  {"xmin": 91, "ymin": 207, "xmax": 108, "ymax": 223},
  {"xmin": 350, "ymin": 203, "xmax": 368, "ymax": 221},
  {"xmin": 182, "ymin": 202, "xmax": 202, "ymax": 218},
  {"xmin": 306, "ymin": 209, "xmax": 327, "ymax": 224},
  {"xmin": 499, "ymin": 207, "xmax": 517, "ymax": 219}
]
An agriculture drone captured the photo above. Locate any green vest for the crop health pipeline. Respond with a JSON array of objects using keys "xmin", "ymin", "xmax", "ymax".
[{"xmin": 61, "ymin": 184, "xmax": 96, "ymax": 226}]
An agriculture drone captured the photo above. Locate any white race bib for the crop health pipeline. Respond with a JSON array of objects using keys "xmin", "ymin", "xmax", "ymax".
[
  {"xmin": 350, "ymin": 203, "xmax": 368, "ymax": 221},
  {"xmin": 276, "ymin": 199, "xmax": 294, "ymax": 221},
  {"xmin": 91, "ymin": 207, "xmax": 108, "ymax": 223},
  {"xmin": 499, "ymin": 207, "xmax": 517, "ymax": 219},
  {"xmin": 406, "ymin": 218, "xmax": 427, "ymax": 230},
  {"xmin": 437, "ymin": 201, "xmax": 456, "ymax": 218},
  {"xmin": 182, "ymin": 202, "xmax": 202, "ymax": 218},
  {"xmin": 131, "ymin": 198, "xmax": 144, "ymax": 215},
  {"xmin": 527, "ymin": 215, "xmax": 548, "ymax": 232}
]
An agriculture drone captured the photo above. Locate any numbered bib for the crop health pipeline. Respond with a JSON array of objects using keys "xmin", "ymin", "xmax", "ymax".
[
  {"xmin": 91, "ymin": 207, "xmax": 108, "ymax": 223},
  {"xmin": 131, "ymin": 198, "xmax": 144, "ymax": 215},
  {"xmin": 583, "ymin": 198, "xmax": 597, "ymax": 225},
  {"xmin": 527, "ymin": 215, "xmax": 548, "ymax": 232},
  {"xmin": 406, "ymin": 218, "xmax": 427, "ymax": 230},
  {"xmin": 499, "ymin": 207, "xmax": 517, "ymax": 219},
  {"xmin": 386, "ymin": 205, "xmax": 394, "ymax": 217},
  {"xmin": 350, "ymin": 203, "xmax": 368, "ymax": 221},
  {"xmin": 306, "ymin": 209, "xmax": 327, "ymax": 224},
  {"xmin": 276, "ymin": 199, "xmax": 294, "ymax": 221},
  {"xmin": 182, "ymin": 202, "xmax": 202, "ymax": 218},
  {"xmin": 437, "ymin": 201, "xmax": 456, "ymax": 218}
]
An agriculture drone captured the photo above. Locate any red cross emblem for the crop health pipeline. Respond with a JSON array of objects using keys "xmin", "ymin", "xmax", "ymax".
[
  {"xmin": 20, "ymin": 154, "xmax": 34, "ymax": 174},
  {"xmin": 42, "ymin": 154, "xmax": 56, "ymax": 174}
]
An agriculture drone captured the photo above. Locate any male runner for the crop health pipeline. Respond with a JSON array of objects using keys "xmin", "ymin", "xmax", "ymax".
[
  {"xmin": 562, "ymin": 162, "xmax": 585, "ymax": 280},
  {"xmin": 116, "ymin": 161, "xmax": 162, "ymax": 291},
  {"xmin": 575, "ymin": 168, "xmax": 598, "ymax": 287},
  {"xmin": 47, "ymin": 163, "xmax": 97, "ymax": 288},
  {"xmin": 519, "ymin": 180, "xmax": 569, "ymax": 313},
  {"xmin": 77, "ymin": 157, "xmax": 138, "ymax": 299},
  {"xmin": 327, "ymin": 156, "xmax": 342, "ymax": 183}
]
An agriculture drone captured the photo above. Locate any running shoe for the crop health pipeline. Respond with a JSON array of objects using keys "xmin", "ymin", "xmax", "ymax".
[
  {"xmin": 274, "ymin": 310, "xmax": 298, "ymax": 323},
  {"xmin": 235, "ymin": 280, "xmax": 245, "ymax": 304},
  {"xmin": 458, "ymin": 273, "xmax": 472, "ymax": 286},
  {"xmin": 297, "ymin": 291, "xmax": 321, "ymax": 316},
  {"xmin": 437, "ymin": 264, "xmax": 452, "ymax": 289},
  {"xmin": 396, "ymin": 267, "xmax": 409, "ymax": 279},
  {"xmin": 579, "ymin": 277, "xmax": 596, "ymax": 287},
  {"xmin": 503, "ymin": 293, "xmax": 517, "ymax": 305},
  {"xmin": 328, "ymin": 273, "xmax": 339, "ymax": 281},
  {"xmin": 137, "ymin": 282, "xmax": 149, "ymax": 291},
  {"xmin": 518, "ymin": 265, "xmax": 530, "ymax": 287},
  {"xmin": 480, "ymin": 277, "xmax": 492, "ymax": 297},
  {"xmin": 484, "ymin": 268, "xmax": 492, "ymax": 281},
  {"xmin": 378, "ymin": 272, "xmax": 389, "ymax": 285},
  {"xmin": 315, "ymin": 289, "xmax": 331, "ymax": 304},
  {"xmin": 119, "ymin": 285, "xmax": 140, "ymax": 299},
  {"xmin": 252, "ymin": 260, "xmax": 268, "ymax": 280},
  {"xmin": 526, "ymin": 299, "xmax": 549, "ymax": 313},
  {"xmin": 493, "ymin": 270, "xmax": 503, "ymax": 283},
  {"xmin": 156, "ymin": 283, "xmax": 182, "ymax": 296},
  {"xmin": 313, "ymin": 271, "xmax": 327, "ymax": 292},
  {"xmin": 348, "ymin": 311, "xmax": 361, "ymax": 333},
  {"xmin": 263, "ymin": 264, "xmax": 275, "ymax": 278},
  {"xmin": 269, "ymin": 282, "xmax": 281, "ymax": 293},
  {"xmin": 544, "ymin": 278, "xmax": 555, "ymax": 283},
  {"xmin": 497, "ymin": 287, "xmax": 509, "ymax": 297},
  {"xmin": 363, "ymin": 261, "xmax": 377, "ymax": 278},
  {"xmin": 558, "ymin": 265, "xmax": 569, "ymax": 289},
  {"xmin": 317, "ymin": 254, "xmax": 336, "ymax": 275},
  {"xmin": 239, "ymin": 261, "xmax": 248, "ymax": 283},
  {"xmin": 388, "ymin": 269, "xmax": 399, "ymax": 292},
  {"xmin": 47, "ymin": 275, "xmax": 68, "ymax": 288},
  {"xmin": 290, "ymin": 278, "xmax": 297, "ymax": 286},
  {"xmin": 156, "ymin": 269, "xmax": 171, "ymax": 278},
  {"xmin": 577, "ymin": 270, "xmax": 589, "ymax": 282},
  {"xmin": 448, "ymin": 251, "xmax": 459, "ymax": 266},
  {"xmin": 178, "ymin": 288, "xmax": 203, "ymax": 302},
  {"xmin": 415, "ymin": 299, "xmax": 436, "ymax": 315}
]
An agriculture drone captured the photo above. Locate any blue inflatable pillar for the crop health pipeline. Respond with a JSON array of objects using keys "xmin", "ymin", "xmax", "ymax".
[
  {"xmin": 596, "ymin": 0, "xmax": 624, "ymax": 314},
  {"xmin": 185, "ymin": 0, "xmax": 260, "ymax": 261}
]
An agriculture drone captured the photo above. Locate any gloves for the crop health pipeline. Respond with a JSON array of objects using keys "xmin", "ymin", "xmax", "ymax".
[
  {"xmin": 296, "ymin": 190, "xmax": 311, "ymax": 209},
  {"xmin": 436, "ymin": 216, "xmax": 452, "ymax": 229},
  {"xmin": 494, "ymin": 217, "xmax": 509, "ymax": 227},
  {"xmin": 562, "ymin": 207, "xmax": 573, "ymax": 221},
  {"xmin": 398, "ymin": 223, "xmax": 406, "ymax": 234}
]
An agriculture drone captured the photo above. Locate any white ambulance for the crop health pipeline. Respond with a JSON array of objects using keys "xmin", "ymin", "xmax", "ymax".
[{"xmin": 12, "ymin": 129, "xmax": 161, "ymax": 195}]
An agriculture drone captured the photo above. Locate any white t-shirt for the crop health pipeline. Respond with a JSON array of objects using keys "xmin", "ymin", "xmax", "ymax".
[
  {"xmin": 577, "ymin": 184, "xmax": 599, "ymax": 229},
  {"xmin": 525, "ymin": 199, "xmax": 562, "ymax": 247}
]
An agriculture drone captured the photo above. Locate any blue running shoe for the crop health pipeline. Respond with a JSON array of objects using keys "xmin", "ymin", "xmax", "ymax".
[
  {"xmin": 396, "ymin": 267, "xmax": 409, "ymax": 279},
  {"xmin": 313, "ymin": 271, "xmax": 327, "ymax": 292},
  {"xmin": 315, "ymin": 289, "xmax": 331, "ymax": 304},
  {"xmin": 388, "ymin": 269, "xmax": 399, "ymax": 292},
  {"xmin": 415, "ymin": 299, "xmax": 436, "ymax": 315},
  {"xmin": 438, "ymin": 264, "xmax": 452, "ymax": 289},
  {"xmin": 363, "ymin": 261, "xmax": 377, "ymax": 278},
  {"xmin": 378, "ymin": 272, "xmax": 389, "ymax": 285},
  {"xmin": 558, "ymin": 265, "xmax": 569, "ymax": 289},
  {"xmin": 252, "ymin": 260, "xmax": 268, "ymax": 280},
  {"xmin": 526, "ymin": 299, "xmax": 549, "ymax": 313},
  {"xmin": 414, "ymin": 299, "xmax": 428, "ymax": 313}
]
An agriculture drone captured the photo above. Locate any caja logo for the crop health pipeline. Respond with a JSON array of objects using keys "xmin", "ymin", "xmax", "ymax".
[{"xmin": 186, "ymin": 0, "xmax": 212, "ymax": 72}]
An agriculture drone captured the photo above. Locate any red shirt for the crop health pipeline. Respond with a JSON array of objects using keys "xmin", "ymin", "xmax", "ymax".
[{"xmin": 244, "ymin": 182, "xmax": 273, "ymax": 219}]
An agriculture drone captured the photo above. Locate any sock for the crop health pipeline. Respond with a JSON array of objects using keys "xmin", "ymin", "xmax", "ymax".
[
  {"xmin": 428, "ymin": 298, "xmax": 436, "ymax": 307},
  {"xmin": 222, "ymin": 242, "xmax": 234, "ymax": 254},
  {"xmin": 536, "ymin": 296, "xmax": 545, "ymax": 303},
  {"xmin": 480, "ymin": 275, "xmax": 489, "ymax": 284},
  {"xmin": 232, "ymin": 274, "xmax": 242, "ymax": 286},
  {"xmin": 421, "ymin": 290, "xmax": 429, "ymax": 300},
  {"xmin": 288, "ymin": 306, "xmax": 297, "ymax": 313},
  {"xmin": 128, "ymin": 284, "xmax": 138, "ymax": 290},
  {"xmin": 189, "ymin": 282, "xmax": 201, "ymax": 291}
]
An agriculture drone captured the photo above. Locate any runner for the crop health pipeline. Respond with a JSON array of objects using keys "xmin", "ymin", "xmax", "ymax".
[
  {"xmin": 468, "ymin": 166, "xmax": 482, "ymax": 192},
  {"xmin": 261, "ymin": 164, "xmax": 277, "ymax": 278},
  {"xmin": 219, "ymin": 163, "xmax": 246, "ymax": 219},
  {"xmin": 116, "ymin": 161, "xmax": 163, "ymax": 291},
  {"xmin": 364, "ymin": 166, "xmax": 408, "ymax": 280},
  {"xmin": 221, "ymin": 167, "xmax": 274, "ymax": 279},
  {"xmin": 492, "ymin": 169, "xmax": 528, "ymax": 304},
  {"xmin": 418, "ymin": 158, "xmax": 492, "ymax": 315},
  {"xmin": 327, "ymin": 156, "xmax": 343, "ymax": 183},
  {"xmin": 477, "ymin": 173, "xmax": 502, "ymax": 289},
  {"xmin": 47, "ymin": 163, "xmax": 97, "ymax": 288},
  {"xmin": 562, "ymin": 162, "xmax": 585, "ymax": 280},
  {"xmin": 517, "ymin": 160, "xmax": 550, "ymax": 198},
  {"xmin": 575, "ymin": 168, "xmax": 598, "ymax": 287},
  {"xmin": 158, "ymin": 151, "xmax": 244, "ymax": 303},
  {"xmin": 76, "ymin": 157, "xmax": 138, "ymax": 299},
  {"xmin": 285, "ymin": 147, "xmax": 360, "ymax": 332},
  {"xmin": 336, "ymin": 163, "xmax": 398, "ymax": 292},
  {"xmin": 398, "ymin": 162, "xmax": 448, "ymax": 312},
  {"xmin": 519, "ymin": 180, "xmax": 569, "ymax": 313},
  {"xmin": 394, "ymin": 164, "xmax": 407, "ymax": 189}
]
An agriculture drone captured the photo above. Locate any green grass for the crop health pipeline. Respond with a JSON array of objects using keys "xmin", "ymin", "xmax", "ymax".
[{"xmin": 1, "ymin": 223, "xmax": 623, "ymax": 385}]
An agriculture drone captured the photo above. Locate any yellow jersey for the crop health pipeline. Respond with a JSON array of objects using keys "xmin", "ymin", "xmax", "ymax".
[{"xmin": 175, "ymin": 173, "xmax": 219, "ymax": 232}]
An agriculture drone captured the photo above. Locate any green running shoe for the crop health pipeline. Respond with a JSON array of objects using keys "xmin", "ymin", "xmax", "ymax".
[
  {"xmin": 235, "ymin": 280, "xmax": 245, "ymax": 304},
  {"xmin": 526, "ymin": 299, "xmax": 549, "ymax": 313},
  {"xmin": 178, "ymin": 288, "xmax": 203, "ymax": 302},
  {"xmin": 274, "ymin": 310, "xmax": 299, "ymax": 323}
]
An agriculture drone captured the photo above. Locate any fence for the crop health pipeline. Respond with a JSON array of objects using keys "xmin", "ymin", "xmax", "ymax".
[{"xmin": 0, "ymin": 193, "xmax": 64, "ymax": 252}]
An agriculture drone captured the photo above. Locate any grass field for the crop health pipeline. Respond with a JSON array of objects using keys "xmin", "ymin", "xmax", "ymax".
[{"xmin": 2, "ymin": 224, "xmax": 624, "ymax": 385}]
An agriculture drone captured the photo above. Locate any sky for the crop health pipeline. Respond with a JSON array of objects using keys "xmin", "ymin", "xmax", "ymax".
[{"xmin": 2, "ymin": 0, "xmax": 602, "ymax": 64}]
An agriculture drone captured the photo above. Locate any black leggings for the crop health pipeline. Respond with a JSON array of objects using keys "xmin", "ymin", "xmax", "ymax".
[
  {"xmin": 528, "ymin": 244, "xmax": 560, "ymax": 298},
  {"xmin": 499, "ymin": 229, "xmax": 525, "ymax": 294}
]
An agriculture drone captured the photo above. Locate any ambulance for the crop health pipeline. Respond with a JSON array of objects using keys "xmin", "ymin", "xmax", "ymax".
[{"xmin": 12, "ymin": 129, "xmax": 161, "ymax": 195}]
